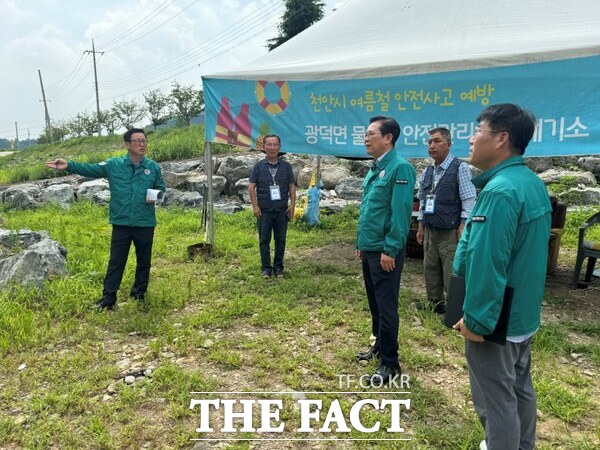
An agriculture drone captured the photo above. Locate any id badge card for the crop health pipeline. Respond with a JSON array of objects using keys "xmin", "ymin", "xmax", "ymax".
[
  {"xmin": 269, "ymin": 185, "xmax": 282, "ymax": 201},
  {"xmin": 424, "ymin": 194, "xmax": 436, "ymax": 214}
]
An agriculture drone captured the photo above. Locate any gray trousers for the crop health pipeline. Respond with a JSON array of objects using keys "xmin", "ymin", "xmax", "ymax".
[
  {"xmin": 423, "ymin": 226, "xmax": 457, "ymax": 302},
  {"xmin": 465, "ymin": 338, "xmax": 537, "ymax": 450}
]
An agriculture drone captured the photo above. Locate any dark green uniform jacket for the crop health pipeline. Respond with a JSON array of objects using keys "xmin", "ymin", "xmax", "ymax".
[
  {"xmin": 453, "ymin": 156, "xmax": 551, "ymax": 336},
  {"xmin": 356, "ymin": 149, "xmax": 416, "ymax": 258},
  {"xmin": 68, "ymin": 154, "xmax": 166, "ymax": 227}
]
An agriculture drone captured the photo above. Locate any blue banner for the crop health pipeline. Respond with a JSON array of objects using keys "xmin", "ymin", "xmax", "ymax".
[{"xmin": 204, "ymin": 55, "xmax": 600, "ymax": 158}]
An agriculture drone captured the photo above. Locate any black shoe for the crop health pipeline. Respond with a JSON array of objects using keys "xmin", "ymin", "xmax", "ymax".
[
  {"xmin": 90, "ymin": 298, "xmax": 115, "ymax": 311},
  {"xmin": 356, "ymin": 346, "xmax": 380, "ymax": 362},
  {"xmin": 262, "ymin": 270, "xmax": 271, "ymax": 279},
  {"xmin": 370, "ymin": 364, "xmax": 400, "ymax": 386},
  {"xmin": 432, "ymin": 301, "xmax": 446, "ymax": 315},
  {"xmin": 274, "ymin": 269, "xmax": 285, "ymax": 278},
  {"xmin": 131, "ymin": 294, "xmax": 145, "ymax": 302}
]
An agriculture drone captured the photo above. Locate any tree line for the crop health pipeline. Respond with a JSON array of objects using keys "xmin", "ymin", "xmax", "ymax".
[{"xmin": 38, "ymin": 81, "xmax": 203, "ymax": 144}]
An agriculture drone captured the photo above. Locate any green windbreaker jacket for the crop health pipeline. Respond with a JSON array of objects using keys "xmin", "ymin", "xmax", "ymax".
[
  {"xmin": 356, "ymin": 149, "xmax": 416, "ymax": 258},
  {"xmin": 68, "ymin": 154, "xmax": 166, "ymax": 227},
  {"xmin": 453, "ymin": 156, "xmax": 551, "ymax": 336}
]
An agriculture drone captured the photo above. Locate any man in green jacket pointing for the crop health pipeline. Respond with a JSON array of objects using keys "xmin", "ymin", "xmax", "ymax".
[
  {"xmin": 453, "ymin": 104, "xmax": 551, "ymax": 450},
  {"xmin": 355, "ymin": 116, "xmax": 416, "ymax": 385},
  {"xmin": 46, "ymin": 128, "xmax": 166, "ymax": 310}
]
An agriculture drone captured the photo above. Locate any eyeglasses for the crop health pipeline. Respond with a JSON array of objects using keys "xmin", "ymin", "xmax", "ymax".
[
  {"xmin": 472, "ymin": 128, "xmax": 503, "ymax": 137},
  {"xmin": 364, "ymin": 131, "xmax": 383, "ymax": 138},
  {"xmin": 129, "ymin": 139, "xmax": 148, "ymax": 145}
]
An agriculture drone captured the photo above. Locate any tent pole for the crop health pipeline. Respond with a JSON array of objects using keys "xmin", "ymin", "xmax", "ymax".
[
  {"xmin": 205, "ymin": 141, "xmax": 215, "ymax": 250},
  {"xmin": 316, "ymin": 155, "xmax": 322, "ymax": 187}
]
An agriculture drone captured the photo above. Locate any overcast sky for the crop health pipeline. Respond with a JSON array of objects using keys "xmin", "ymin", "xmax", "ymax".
[{"xmin": 0, "ymin": 0, "xmax": 343, "ymax": 140}]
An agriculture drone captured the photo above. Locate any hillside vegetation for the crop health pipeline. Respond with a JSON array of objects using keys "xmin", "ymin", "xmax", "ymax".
[{"xmin": 0, "ymin": 125, "xmax": 237, "ymax": 185}]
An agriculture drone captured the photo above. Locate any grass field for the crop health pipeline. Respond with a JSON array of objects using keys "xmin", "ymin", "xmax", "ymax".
[{"xmin": 0, "ymin": 200, "xmax": 599, "ymax": 449}]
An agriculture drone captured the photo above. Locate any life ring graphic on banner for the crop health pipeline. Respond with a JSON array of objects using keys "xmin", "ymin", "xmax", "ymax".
[{"xmin": 255, "ymin": 80, "xmax": 290, "ymax": 116}]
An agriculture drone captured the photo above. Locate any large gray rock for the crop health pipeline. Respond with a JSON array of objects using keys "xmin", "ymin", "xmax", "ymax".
[
  {"xmin": 77, "ymin": 179, "xmax": 109, "ymax": 200},
  {"xmin": 538, "ymin": 169, "xmax": 597, "ymax": 187},
  {"xmin": 349, "ymin": 160, "xmax": 371, "ymax": 177},
  {"xmin": 0, "ymin": 230, "xmax": 67, "ymax": 288},
  {"xmin": 319, "ymin": 198, "xmax": 359, "ymax": 214},
  {"xmin": 162, "ymin": 189, "xmax": 203, "ymax": 208},
  {"xmin": 160, "ymin": 160, "xmax": 203, "ymax": 173},
  {"xmin": 2, "ymin": 183, "xmax": 41, "ymax": 209},
  {"xmin": 0, "ymin": 229, "xmax": 48, "ymax": 249},
  {"xmin": 320, "ymin": 166, "xmax": 351, "ymax": 190},
  {"xmin": 558, "ymin": 187, "xmax": 600, "ymax": 205},
  {"xmin": 42, "ymin": 184, "xmax": 74, "ymax": 206},
  {"xmin": 214, "ymin": 202, "xmax": 244, "ymax": 214},
  {"xmin": 162, "ymin": 171, "xmax": 189, "ymax": 189},
  {"xmin": 216, "ymin": 155, "xmax": 261, "ymax": 194},
  {"xmin": 335, "ymin": 177, "xmax": 364, "ymax": 201},
  {"xmin": 297, "ymin": 165, "xmax": 350, "ymax": 190},
  {"xmin": 187, "ymin": 175, "xmax": 227, "ymax": 196},
  {"xmin": 525, "ymin": 157, "xmax": 554, "ymax": 174},
  {"xmin": 232, "ymin": 178, "xmax": 250, "ymax": 203},
  {"xmin": 93, "ymin": 190, "xmax": 111, "ymax": 206},
  {"xmin": 576, "ymin": 157, "xmax": 600, "ymax": 177},
  {"xmin": 289, "ymin": 159, "xmax": 306, "ymax": 184}
]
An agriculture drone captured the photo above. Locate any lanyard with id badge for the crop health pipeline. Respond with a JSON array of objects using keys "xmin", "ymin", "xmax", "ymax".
[
  {"xmin": 268, "ymin": 166, "xmax": 281, "ymax": 201},
  {"xmin": 425, "ymin": 178, "xmax": 436, "ymax": 215}
]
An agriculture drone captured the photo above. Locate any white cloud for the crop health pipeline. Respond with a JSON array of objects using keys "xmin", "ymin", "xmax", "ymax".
[{"xmin": 0, "ymin": 0, "xmax": 336, "ymax": 138}]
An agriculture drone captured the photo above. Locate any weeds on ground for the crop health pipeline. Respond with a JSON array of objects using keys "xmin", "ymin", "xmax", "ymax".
[{"xmin": 0, "ymin": 204, "xmax": 598, "ymax": 449}]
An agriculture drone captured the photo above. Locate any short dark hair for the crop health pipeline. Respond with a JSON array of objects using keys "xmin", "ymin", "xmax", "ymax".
[
  {"xmin": 264, "ymin": 134, "xmax": 281, "ymax": 145},
  {"xmin": 369, "ymin": 116, "xmax": 400, "ymax": 146},
  {"xmin": 124, "ymin": 128, "xmax": 146, "ymax": 142},
  {"xmin": 476, "ymin": 104, "xmax": 536, "ymax": 155},
  {"xmin": 428, "ymin": 127, "xmax": 451, "ymax": 144}
]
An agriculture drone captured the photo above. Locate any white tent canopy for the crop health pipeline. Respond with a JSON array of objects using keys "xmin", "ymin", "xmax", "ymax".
[
  {"xmin": 202, "ymin": 0, "xmax": 599, "ymax": 158},
  {"xmin": 207, "ymin": 0, "xmax": 600, "ymax": 81}
]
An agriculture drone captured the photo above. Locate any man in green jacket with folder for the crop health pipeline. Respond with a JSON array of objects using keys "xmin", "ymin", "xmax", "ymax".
[
  {"xmin": 452, "ymin": 104, "xmax": 551, "ymax": 450},
  {"xmin": 355, "ymin": 116, "xmax": 416, "ymax": 385}
]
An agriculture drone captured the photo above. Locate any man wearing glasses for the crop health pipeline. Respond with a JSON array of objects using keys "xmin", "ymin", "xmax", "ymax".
[
  {"xmin": 46, "ymin": 128, "xmax": 165, "ymax": 310},
  {"xmin": 416, "ymin": 127, "xmax": 476, "ymax": 314},
  {"xmin": 452, "ymin": 104, "xmax": 551, "ymax": 450},
  {"xmin": 355, "ymin": 116, "xmax": 416, "ymax": 384}
]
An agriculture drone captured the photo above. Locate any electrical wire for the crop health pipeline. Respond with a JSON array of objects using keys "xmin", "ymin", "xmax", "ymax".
[
  {"xmin": 101, "ymin": 0, "xmax": 200, "ymax": 53},
  {"xmin": 100, "ymin": 0, "xmax": 283, "ymax": 89},
  {"xmin": 96, "ymin": 0, "xmax": 178, "ymax": 50}
]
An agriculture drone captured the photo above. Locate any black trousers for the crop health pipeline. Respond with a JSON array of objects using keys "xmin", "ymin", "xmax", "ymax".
[
  {"xmin": 361, "ymin": 250, "xmax": 405, "ymax": 369},
  {"xmin": 102, "ymin": 225, "xmax": 155, "ymax": 303},
  {"xmin": 257, "ymin": 209, "xmax": 289, "ymax": 273}
]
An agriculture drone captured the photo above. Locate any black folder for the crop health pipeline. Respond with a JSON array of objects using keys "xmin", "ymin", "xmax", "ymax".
[
  {"xmin": 444, "ymin": 274, "xmax": 466, "ymax": 328},
  {"xmin": 444, "ymin": 274, "xmax": 514, "ymax": 345}
]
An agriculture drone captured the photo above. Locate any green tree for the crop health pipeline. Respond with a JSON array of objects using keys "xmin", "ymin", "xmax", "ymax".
[
  {"xmin": 112, "ymin": 100, "xmax": 145, "ymax": 130},
  {"xmin": 38, "ymin": 121, "xmax": 67, "ymax": 144},
  {"xmin": 267, "ymin": 0, "xmax": 324, "ymax": 51},
  {"xmin": 100, "ymin": 109, "xmax": 119, "ymax": 135},
  {"xmin": 143, "ymin": 89, "xmax": 171, "ymax": 130},
  {"xmin": 169, "ymin": 81, "xmax": 203, "ymax": 127},
  {"xmin": 79, "ymin": 112, "xmax": 99, "ymax": 136}
]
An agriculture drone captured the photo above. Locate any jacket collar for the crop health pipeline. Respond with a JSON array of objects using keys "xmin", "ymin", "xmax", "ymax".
[
  {"xmin": 124, "ymin": 153, "xmax": 147, "ymax": 167},
  {"xmin": 471, "ymin": 155, "xmax": 524, "ymax": 189}
]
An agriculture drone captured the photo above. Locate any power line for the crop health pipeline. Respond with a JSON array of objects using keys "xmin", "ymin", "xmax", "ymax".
[
  {"xmin": 97, "ymin": 0, "xmax": 177, "ymax": 50},
  {"xmin": 100, "ymin": 1, "xmax": 283, "ymax": 89},
  {"xmin": 101, "ymin": 0, "xmax": 200, "ymax": 53}
]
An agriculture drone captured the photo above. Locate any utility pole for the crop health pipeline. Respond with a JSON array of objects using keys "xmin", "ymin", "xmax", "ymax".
[
  {"xmin": 38, "ymin": 69, "xmax": 52, "ymax": 142},
  {"xmin": 84, "ymin": 39, "xmax": 103, "ymax": 136},
  {"xmin": 14, "ymin": 122, "xmax": 19, "ymax": 149}
]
